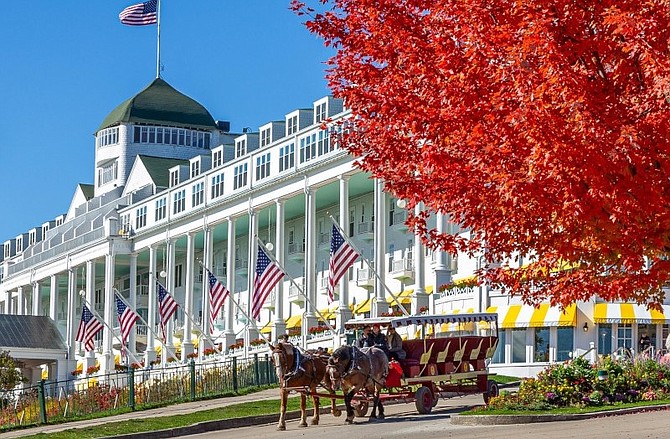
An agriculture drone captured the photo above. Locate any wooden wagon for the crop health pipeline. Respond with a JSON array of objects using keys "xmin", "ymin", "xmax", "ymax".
[{"xmin": 337, "ymin": 312, "xmax": 500, "ymax": 415}]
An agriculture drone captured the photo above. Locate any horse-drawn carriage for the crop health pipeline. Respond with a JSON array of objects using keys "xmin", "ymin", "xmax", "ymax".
[
  {"xmin": 342, "ymin": 312, "xmax": 500, "ymax": 415},
  {"xmin": 269, "ymin": 311, "xmax": 499, "ymax": 429}
]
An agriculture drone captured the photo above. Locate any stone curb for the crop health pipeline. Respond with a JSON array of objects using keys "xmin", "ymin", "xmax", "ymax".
[
  {"xmin": 107, "ymin": 407, "xmax": 334, "ymax": 439},
  {"xmin": 451, "ymin": 404, "xmax": 670, "ymax": 425}
]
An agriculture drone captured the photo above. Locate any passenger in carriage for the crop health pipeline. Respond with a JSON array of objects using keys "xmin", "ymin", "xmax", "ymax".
[
  {"xmin": 369, "ymin": 323, "xmax": 390, "ymax": 357},
  {"xmin": 386, "ymin": 326, "xmax": 406, "ymax": 360},
  {"xmin": 357, "ymin": 326, "xmax": 374, "ymax": 348}
]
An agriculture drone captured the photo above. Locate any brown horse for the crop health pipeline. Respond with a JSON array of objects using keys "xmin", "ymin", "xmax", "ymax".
[
  {"xmin": 327, "ymin": 345, "xmax": 389, "ymax": 423},
  {"xmin": 270, "ymin": 342, "xmax": 341, "ymax": 431}
]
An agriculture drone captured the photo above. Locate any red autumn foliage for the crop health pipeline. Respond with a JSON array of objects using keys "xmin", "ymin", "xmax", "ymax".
[{"xmin": 292, "ymin": 0, "xmax": 670, "ymax": 309}]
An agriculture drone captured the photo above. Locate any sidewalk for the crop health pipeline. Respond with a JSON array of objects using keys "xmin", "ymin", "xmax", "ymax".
[{"xmin": 0, "ymin": 388, "xmax": 284, "ymax": 439}]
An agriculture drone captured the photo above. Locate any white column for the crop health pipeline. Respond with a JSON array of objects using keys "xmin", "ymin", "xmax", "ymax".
[
  {"xmin": 304, "ymin": 186, "xmax": 318, "ymax": 336},
  {"xmin": 129, "ymin": 253, "xmax": 138, "ymax": 357},
  {"xmin": 85, "ymin": 260, "xmax": 96, "ymax": 370},
  {"xmin": 336, "ymin": 175, "xmax": 353, "ymax": 331},
  {"xmin": 17, "ymin": 287, "xmax": 25, "ymax": 315},
  {"xmin": 201, "ymin": 225, "xmax": 213, "ymax": 347},
  {"xmin": 145, "ymin": 246, "xmax": 158, "ymax": 365},
  {"xmin": 434, "ymin": 212, "xmax": 452, "ymax": 314},
  {"xmin": 102, "ymin": 252, "xmax": 115, "ymax": 374},
  {"xmin": 182, "ymin": 232, "xmax": 196, "ymax": 360},
  {"xmin": 373, "ymin": 179, "xmax": 388, "ymax": 316},
  {"xmin": 49, "ymin": 275, "xmax": 58, "ymax": 321},
  {"xmin": 412, "ymin": 202, "xmax": 428, "ymax": 314},
  {"xmin": 31, "ymin": 281, "xmax": 40, "ymax": 316},
  {"xmin": 246, "ymin": 208, "xmax": 258, "ymax": 346},
  {"xmin": 66, "ymin": 267, "xmax": 77, "ymax": 370},
  {"xmin": 4, "ymin": 290, "xmax": 12, "ymax": 314},
  {"xmin": 273, "ymin": 198, "xmax": 286, "ymax": 340},
  {"xmin": 224, "ymin": 217, "xmax": 236, "ymax": 349},
  {"xmin": 164, "ymin": 238, "xmax": 175, "ymax": 362}
]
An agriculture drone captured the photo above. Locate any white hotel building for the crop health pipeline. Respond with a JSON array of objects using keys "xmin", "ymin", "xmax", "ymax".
[{"xmin": 2, "ymin": 78, "xmax": 670, "ymax": 382}]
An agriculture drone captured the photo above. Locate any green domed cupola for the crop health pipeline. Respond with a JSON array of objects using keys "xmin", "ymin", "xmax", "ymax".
[{"xmin": 97, "ymin": 78, "xmax": 216, "ymax": 131}]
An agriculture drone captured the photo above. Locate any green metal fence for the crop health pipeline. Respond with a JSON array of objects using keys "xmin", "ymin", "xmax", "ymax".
[{"xmin": 0, "ymin": 355, "xmax": 276, "ymax": 431}]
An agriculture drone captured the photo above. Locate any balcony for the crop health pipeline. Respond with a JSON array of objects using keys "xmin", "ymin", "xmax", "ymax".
[
  {"xmin": 357, "ymin": 222, "xmax": 374, "ymax": 241},
  {"xmin": 287, "ymin": 241, "xmax": 305, "ymax": 261},
  {"xmin": 234, "ymin": 258, "xmax": 248, "ymax": 274},
  {"xmin": 390, "ymin": 210, "xmax": 408, "ymax": 231},
  {"xmin": 390, "ymin": 258, "xmax": 414, "ymax": 281},
  {"xmin": 356, "ymin": 268, "xmax": 375, "ymax": 289},
  {"xmin": 263, "ymin": 292, "xmax": 276, "ymax": 310},
  {"xmin": 288, "ymin": 279, "xmax": 305, "ymax": 305},
  {"xmin": 318, "ymin": 232, "xmax": 330, "ymax": 247}
]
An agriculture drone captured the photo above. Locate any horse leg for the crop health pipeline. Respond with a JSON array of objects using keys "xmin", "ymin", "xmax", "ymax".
[
  {"xmin": 299, "ymin": 392, "xmax": 308, "ymax": 427},
  {"xmin": 377, "ymin": 389, "xmax": 385, "ymax": 420},
  {"xmin": 329, "ymin": 388, "xmax": 341, "ymax": 417},
  {"xmin": 277, "ymin": 388, "xmax": 287, "ymax": 431},
  {"xmin": 369, "ymin": 393, "xmax": 378, "ymax": 420},
  {"xmin": 311, "ymin": 390, "xmax": 320, "ymax": 425},
  {"xmin": 344, "ymin": 389, "xmax": 356, "ymax": 424}
]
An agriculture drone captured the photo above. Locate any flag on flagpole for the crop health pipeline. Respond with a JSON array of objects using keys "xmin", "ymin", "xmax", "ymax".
[
  {"xmin": 75, "ymin": 304, "xmax": 104, "ymax": 352},
  {"xmin": 207, "ymin": 269, "xmax": 230, "ymax": 334},
  {"xmin": 114, "ymin": 293, "xmax": 139, "ymax": 345},
  {"xmin": 157, "ymin": 282, "xmax": 178, "ymax": 341},
  {"xmin": 119, "ymin": 0, "xmax": 158, "ymax": 26},
  {"xmin": 251, "ymin": 245, "xmax": 285, "ymax": 320},
  {"xmin": 328, "ymin": 224, "xmax": 360, "ymax": 303}
]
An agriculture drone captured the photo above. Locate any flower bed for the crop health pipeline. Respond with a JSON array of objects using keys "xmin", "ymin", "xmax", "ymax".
[{"xmin": 483, "ymin": 356, "xmax": 670, "ymax": 411}]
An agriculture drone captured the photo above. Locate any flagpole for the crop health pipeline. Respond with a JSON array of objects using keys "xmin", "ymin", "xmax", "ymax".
[
  {"xmin": 197, "ymin": 261, "xmax": 274, "ymax": 349},
  {"xmin": 78, "ymin": 295, "xmax": 142, "ymax": 366},
  {"xmin": 113, "ymin": 288, "xmax": 179, "ymax": 362},
  {"xmin": 328, "ymin": 215, "xmax": 411, "ymax": 316},
  {"xmin": 156, "ymin": 0, "xmax": 161, "ymax": 78},
  {"xmin": 256, "ymin": 238, "xmax": 336, "ymax": 334}
]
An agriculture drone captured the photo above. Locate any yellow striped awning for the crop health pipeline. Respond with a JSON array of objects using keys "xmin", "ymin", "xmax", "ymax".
[
  {"xmin": 439, "ymin": 308, "xmax": 476, "ymax": 332},
  {"xmin": 354, "ymin": 298, "xmax": 371, "ymax": 314},
  {"xmin": 387, "ymin": 289, "xmax": 413, "ymax": 306},
  {"xmin": 593, "ymin": 303, "xmax": 670, "ymax": 324},
  {"xmin": 260, "ymin": 322, "xmax": 272, "ymax": 334},
  {"xmin": 285, "ymin": 314, "xmax": 302, "ymax": 329},
  {"xmin": 486, "ymin": 303, "xmax": 576, "ymax": 328}
]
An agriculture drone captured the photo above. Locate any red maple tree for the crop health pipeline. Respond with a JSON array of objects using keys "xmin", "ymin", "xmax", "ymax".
[{"xmin": 292, "ymin": 0, "xmax": 670, "ymax": 309}]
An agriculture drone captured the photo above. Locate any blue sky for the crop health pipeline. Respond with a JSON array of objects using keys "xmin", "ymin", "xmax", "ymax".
[{"xmin": 0, "ymin": 1, "xmax": 332, "ymax": 242}]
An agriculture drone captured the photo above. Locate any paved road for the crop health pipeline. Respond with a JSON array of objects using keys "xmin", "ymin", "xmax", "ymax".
[{"xmin": 182, "ymin": 396, "xmax": 670, "ymax": 439}]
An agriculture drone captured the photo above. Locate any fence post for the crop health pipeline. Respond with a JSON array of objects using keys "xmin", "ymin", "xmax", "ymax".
[
  {"xmin": 37, "ymin": 379, "xmax": 47, "ymax": 424},
  {"xmin": 265, "ymin": 353, "xmax": 271, "ymax": 385},
  {"xmin": 128, "ymin": 367, "xmax": 136, "ymax": 410},
  {"xmin": 232, "ymin": 357, "xmax": 238, "ymax": 393},
  {"xmin": 190, "ymin": 359, "xmax": 196, "ymax": 401},
  {"xmin": 253, "ymin": 354, "xmax": 260, "ymax": 386}
]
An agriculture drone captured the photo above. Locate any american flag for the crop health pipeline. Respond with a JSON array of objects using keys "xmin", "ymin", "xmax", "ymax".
[
  {"xmin": 157, "ymin": 282, "xmax": 178, "ymax": 341},
  {"xmin": 114, "ymin": 293, "xmax": 139, "ymax": 345},
  {"xmin": 328, "ymin": 225, "xmax": 360, "ymax": 303},
  {"xmin": 207, "ymin": 269, "xmax": 230, "ymax": 334},
  {"xmin": 251, "ymin": 245, "xmax": 284, "ymax": 320},
  {"xmin": 119, "ymin": 0, "xmax": 158, "ymax": 26},
  {"xmin": 75, "ymin": 304, "xmax": 104, "ymax": 352}
]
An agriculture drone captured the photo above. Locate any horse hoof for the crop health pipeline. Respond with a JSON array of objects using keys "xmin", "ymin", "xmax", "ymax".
[
  {"xmin": 345, "ymin": 417, "xmax": 354, "ymax": 424},
  {"xmin": 299, "ymin": 422, "xmax": 308, "ymax": 428},
  {"xmin": 311, "ymin": 420, "xmax": 319, "ymax": 425},
  {"xmin": 277, "ymin": 425, "xmax": 286, "ymax": 431},
  {"xmin": 378, "ymin": 413, "xmax": 385, "ymax": 420},
  {"xmin": 332, "ymin": 409, "xmax": 342, "ymax": 417}
]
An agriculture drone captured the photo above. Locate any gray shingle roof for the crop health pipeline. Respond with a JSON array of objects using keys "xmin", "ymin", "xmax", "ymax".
[{"xmin": 0, "ymin": 315, "xmax": 66, "ymax": 350}]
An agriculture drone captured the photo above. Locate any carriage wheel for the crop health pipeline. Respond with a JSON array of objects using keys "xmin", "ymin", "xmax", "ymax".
[
  {"xmin": 415, "ymin": 386, "xmax": 434, "ymax": 414},
  {"xmin": 353, "ymin": 400, "xmax": 369, "ymax": 417},
  {"xmin": 483, "ymin": 380, "xmax": 499, "ymax": 404}
]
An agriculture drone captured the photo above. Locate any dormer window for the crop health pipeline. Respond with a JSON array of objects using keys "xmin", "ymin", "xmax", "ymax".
[
  {"xmin": 170, "ymin": 170, "xmax": 179, "ymax": 187},
  {"xmin": 4, "ymin": 242, "xmax": 10, "ymax": 259},
  {"xmin": 287, "ymin": 115, "xmax": 298, "ymax": 136},
  {"xmin": 213, "ymin": 149, "xmax": 223, "ymax": 168},
  {"xmin": 16, "ymin": 236, "xmax": 23, "ymax": 253},
  {"xmin": 236, "ymin": 139, "xmax": 246, "ymax": 158},
  {"xmin": 191, "ymin": 161, "xmax": 200, "ymax": 178},
  {"xmin": 29, "ymin": 230, "xmax": 36, "ymax": 246},
  {"xmin": 98, "ymin": 161, "xmax": 118, "ymax": 187},
  {"xmin": 315, "ymin": 102, "xmax": 327, "ymax": 123},
  {"xmin": 261, "ymin": 128, "xmax": 271, "ymax": 147}
]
